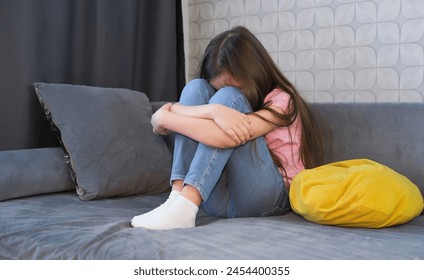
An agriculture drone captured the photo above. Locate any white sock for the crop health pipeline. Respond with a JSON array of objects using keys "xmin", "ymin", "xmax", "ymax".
[
  {"xmin": 131, "ymin": 195, "xmax": 198, "ymax": 230},
  {"xmin": 131, "ymin": 190, "xmax": 180, "ymax": 227}
]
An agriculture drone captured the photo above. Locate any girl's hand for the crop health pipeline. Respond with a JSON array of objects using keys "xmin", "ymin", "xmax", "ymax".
[
  {"xmin": 151, "ymin": 103, "xmax": 173, "ymax": 135},
  {"xmin": 211, "ymin": 104, "xmax": 253, "ymax": 145}
]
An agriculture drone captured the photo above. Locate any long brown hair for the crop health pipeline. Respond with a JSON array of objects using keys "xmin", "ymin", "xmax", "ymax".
[{"xmin": 198, "ymin": 26, "xmax": 323, "ymax": 171}]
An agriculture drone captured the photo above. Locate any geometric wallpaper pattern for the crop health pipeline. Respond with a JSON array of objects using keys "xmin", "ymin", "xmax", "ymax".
[{"xmin": 187, "ymin": 0, "xmax": 424, "ymax": 102}]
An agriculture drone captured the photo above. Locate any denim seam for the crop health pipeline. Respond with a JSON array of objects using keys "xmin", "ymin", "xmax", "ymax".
[
  {"xmin": 229, "ymin": 95, "xmax": 244, "ymax": 110},
  {"xmin": 184, "ymin": 147, "xmax": 221, "ymax": 202},
  {"xmin": 170, "ymin": 174, "xmax": 186, "ymax": 182},
  {"xmin": 182, "ymin": 178, "xmax": 205, "ymax": 200},
  {"xmin": 260, "ymin": 183, "xmax": 289, "ymax": 217}
]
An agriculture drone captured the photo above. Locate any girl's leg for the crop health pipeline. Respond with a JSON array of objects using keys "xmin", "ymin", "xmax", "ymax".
[
  {"xmin": 200, "ymin": 137, "xmax": 290, "ymax": 218},
  {"xmin": 170, "ymin": 79, "xmax": 216, "ymax": 188},
  {"xmin": 220, "ymin": 137, "xmax": 290, "ymax": 217},
  {"xmin": 136, "ymin": 86, "xmax": 289, "ymax": 229},
  {"xmin": 133, "ymin": 87, "xmax": 244, "ymax": 229},
  {"xmin": 131, "ymin": 79, "xmax": 215, "ymax": 228},
  {"xmin": 200, "ymin": 89, "xmax": 290, "ymax": 218}
]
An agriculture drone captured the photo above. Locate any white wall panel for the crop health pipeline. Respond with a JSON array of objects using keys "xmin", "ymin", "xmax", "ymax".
[{"xmin": 187, "ymin": 0, "xmax": 424, "ymax": 102}]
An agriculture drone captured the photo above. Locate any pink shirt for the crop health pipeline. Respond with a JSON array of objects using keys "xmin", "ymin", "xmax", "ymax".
[{"xmin": 263, "ymin": 88, "xmax": 304, "ymax": 187}]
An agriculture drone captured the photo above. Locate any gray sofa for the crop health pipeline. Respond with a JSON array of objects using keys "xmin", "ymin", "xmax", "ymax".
[{"xmin": 0, "ymin": 101, "xmax": 423, "ymax": 259}]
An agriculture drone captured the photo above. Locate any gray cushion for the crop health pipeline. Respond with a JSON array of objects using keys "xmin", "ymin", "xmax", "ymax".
[
  {"xmin": 0, "ymin": 148, "xmax": 74, "ymax": 201},
  {"xmin": 34, "ymin": 83, "xmax": 172, "ymax": 200}
]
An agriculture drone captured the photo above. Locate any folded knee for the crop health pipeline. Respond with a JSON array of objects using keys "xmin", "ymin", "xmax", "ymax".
[
  {"xmin": 179, "ymin": 79, "xmax": 215, "ymax": 105},
  {"xmin": 209, "ymin": 87, "xmax": 251, "ymax": 112}
]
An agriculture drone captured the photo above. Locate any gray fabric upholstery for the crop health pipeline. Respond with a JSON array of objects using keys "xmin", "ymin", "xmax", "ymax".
[
  {"xmin": 0, "ymin": 102, "xmax": 423, "ymax": 260},
  {"xmin": 34, "ymin": 83, "xmax": 172, "ymax": 200},
  {"xmin": 312, "ymin": 103, "xmax": 424, "ymax": 198},
  {"xmin": 0, "ymin": 191, "xmax": 423, "ymax": 260},
  {"xmin": 0, "ymin": 148, "xmax": 73, "ymax": 201}
]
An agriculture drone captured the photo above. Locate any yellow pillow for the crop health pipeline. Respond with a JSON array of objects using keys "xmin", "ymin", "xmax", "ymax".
[{"xmin": 289, "ymin": 159, "xmax": 424, "ymax": 228}]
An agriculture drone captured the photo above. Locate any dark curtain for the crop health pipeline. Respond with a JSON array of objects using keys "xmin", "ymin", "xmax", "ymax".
[{"xmin": 0, "ymin": 0, "xmax": 185, "ymax": 151}]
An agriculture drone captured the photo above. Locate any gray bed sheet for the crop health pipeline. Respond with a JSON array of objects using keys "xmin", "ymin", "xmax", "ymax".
[{"xmin": 0, "ymin": 191, "xmax": 423, "ymax": 260}]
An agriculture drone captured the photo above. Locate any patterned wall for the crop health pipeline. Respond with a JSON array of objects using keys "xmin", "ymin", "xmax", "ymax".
[{"xmin": 187, "ymin": 0, "xmax": 424, "ymax": 102}]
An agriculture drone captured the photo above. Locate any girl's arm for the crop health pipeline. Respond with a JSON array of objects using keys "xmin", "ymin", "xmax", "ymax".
[
  {"xmin": 171, "ymin": 102, "xmax": 286, "ymax": 139},
  {"xmin": 152, "ymin": 103, "xmax": 284, "ymax": 148},
  {"xmin": 246, "ymin": 105, "xmax": 286, "ymax": 139},
  {"xmin": 170, "ymin": 103, "xmax": 253, "ymax": 144},
  {"xmin": 152, "ymin": 103, "xmax": 243, "ymax": 148}
]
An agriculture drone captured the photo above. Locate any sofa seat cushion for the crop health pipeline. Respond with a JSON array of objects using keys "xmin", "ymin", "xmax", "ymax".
[{"xmin": 289, "ymin": 159, "xmax": 424, "ymax": 228}]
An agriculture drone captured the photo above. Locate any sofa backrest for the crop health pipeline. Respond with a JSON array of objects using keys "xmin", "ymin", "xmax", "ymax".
[
  {"xmin": 311, "ymin": 103, "xmax": 424, "ymax": 198},
  {"xmin": 152, "ymin": 101, "xmax": 424, "ymax": 198}
]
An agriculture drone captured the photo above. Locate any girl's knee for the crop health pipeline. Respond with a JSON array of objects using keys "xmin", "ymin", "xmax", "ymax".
[
  {"xmin": 210, "ymin": 87, "xmax": 251, "ymax": 112},
  {"xmin": 179, "ymin": 79, "xmax": 215, "ymax": 105}
]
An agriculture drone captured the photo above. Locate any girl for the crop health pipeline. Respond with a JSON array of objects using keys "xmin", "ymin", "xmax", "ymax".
[{"xmin": 131, "ymin": 26, "xmax": 323, "ymax": 230}]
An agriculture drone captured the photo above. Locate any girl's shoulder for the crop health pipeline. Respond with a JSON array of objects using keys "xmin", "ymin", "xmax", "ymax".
[{"xmin": 264, "ymin": 88, "xmax": 291, "ymax": 109}]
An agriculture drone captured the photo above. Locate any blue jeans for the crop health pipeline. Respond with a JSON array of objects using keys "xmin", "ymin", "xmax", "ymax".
[{"xmin": 171, "ymin": 79, "xmax": 290, "ymax": 218}]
